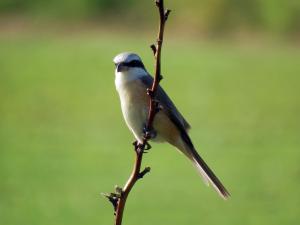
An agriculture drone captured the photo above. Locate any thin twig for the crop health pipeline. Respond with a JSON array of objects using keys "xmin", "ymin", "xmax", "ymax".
[
  {"xmin": 104, "ymin": 1, "xmax": 171, "ymax": 225},
  {"xmin": 145, "ymin": 0, "xmax": 170, "ymax": 135}
]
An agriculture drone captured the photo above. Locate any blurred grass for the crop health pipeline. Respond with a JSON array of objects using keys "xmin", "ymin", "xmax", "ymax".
[
  {"xmin": 1, "ymin": 0, "xmax": 300, "ymax": 36},
  {"xmin": 0, "ymin": 34, "xmax": 300, "ymax": 225}
]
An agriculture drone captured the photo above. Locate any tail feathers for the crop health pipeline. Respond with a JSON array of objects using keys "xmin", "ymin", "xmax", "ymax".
[
  {"xmin": 191, "ymin": 148, "xmax": 230, "ymax": 199},
  {"xmin": 195, "ymin": 163, "xmax": 210, "ymax": 186},
  {"xmin": 175, "ymin": 138, "xmax": 230, "ymax": 199},
  {"xmin": 169, "ymin": 127, "xmax": 230, "ymax": 199}
]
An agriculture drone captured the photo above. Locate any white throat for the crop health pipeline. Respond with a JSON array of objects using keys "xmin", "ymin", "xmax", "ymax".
[{"xmin": 115, "ymin": 67, "xmax": 147, "ymax": 91}]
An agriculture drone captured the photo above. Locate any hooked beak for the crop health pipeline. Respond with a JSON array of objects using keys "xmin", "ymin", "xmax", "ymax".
[{"xmin": 116, "ymin": 63, "xmax": 126, "ymax": 72}]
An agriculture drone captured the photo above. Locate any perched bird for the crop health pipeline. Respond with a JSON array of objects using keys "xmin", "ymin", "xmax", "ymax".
[{"xmin": 113, "ymin": 52, "xmax": 230, "ymax": 199}]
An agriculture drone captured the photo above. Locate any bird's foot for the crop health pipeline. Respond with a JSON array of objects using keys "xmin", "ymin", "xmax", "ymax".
[
  {"xmin": 138, "ymin": 141, "xmax": 151, "ymax": 154},
  {"xmin": 143, "ymin": 127, "xmax": 157, "ymax": 140},
  {"xmin": 132, "ymin": 140, "xmax": 152, "ymax": 154},
  {"xmin": 143, "ymin": 141, "xmax": 152, "ymax": 153}
]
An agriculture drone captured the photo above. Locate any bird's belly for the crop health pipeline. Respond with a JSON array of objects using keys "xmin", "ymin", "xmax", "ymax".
[
  {"xmin": 118, "ymin": 81, "xmax": 149, "ymax": 143},
  {"xmin": 117, "ymin": 79, "xmax": 177, "ymax": 144},
  {"xmin": 121, "ymin": 101, "xmax": 148, "ymax": 142}
]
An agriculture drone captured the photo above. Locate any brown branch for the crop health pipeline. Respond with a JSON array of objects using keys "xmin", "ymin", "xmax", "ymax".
[
  {"xmin": 145, "ymin": 0, "xmax": 170, "ymax": 136},
  {"xmin": 113, "ymin": 144, "xmax": 149, "ymax": 225},
  {"xmin": 104, "ymin": 1, "xmax": 171, "ymax": 225}
]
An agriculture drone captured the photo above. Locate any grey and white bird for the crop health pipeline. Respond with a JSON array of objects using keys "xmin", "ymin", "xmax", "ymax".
[{"xmin": 113, "ymin": 52, "xmax": 230, "ymax": 199}]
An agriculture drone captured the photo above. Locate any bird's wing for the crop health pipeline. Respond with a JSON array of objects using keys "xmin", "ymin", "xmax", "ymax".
[
  {"xmin": 140, "ymin": 75, "xmax": 230, "ymax": 199},
  {"xmin": 140, "ymin": 75, "xmax": 191, "ymax": 132}
]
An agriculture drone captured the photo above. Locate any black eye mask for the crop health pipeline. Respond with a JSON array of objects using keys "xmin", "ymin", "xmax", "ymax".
[{"xmin": 123, "ymin": 60, "xmax": 145, "ymax": 69}]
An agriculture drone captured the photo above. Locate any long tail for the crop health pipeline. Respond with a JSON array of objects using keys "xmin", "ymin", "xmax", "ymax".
[
  {"xmin": 177, "ymin": 134, "xmax": 230, "ymax": 199},
  {"xmin": 188, "ymin": 145, "xmax": 230, "ymax": 199}
]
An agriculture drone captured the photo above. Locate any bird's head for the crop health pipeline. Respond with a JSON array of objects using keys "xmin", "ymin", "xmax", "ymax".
[{"xmin": 113, "ymin": 52, "xmax": 146, "ymax": 74}]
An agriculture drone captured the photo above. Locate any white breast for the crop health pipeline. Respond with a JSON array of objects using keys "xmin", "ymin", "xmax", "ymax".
[
  {"xmin": 115, "ymin": 68, "xmax": 147, "ymax": 91},
  {"xmin": 115, "ymin": 69, "xmax": 149, "ymax": 143}
]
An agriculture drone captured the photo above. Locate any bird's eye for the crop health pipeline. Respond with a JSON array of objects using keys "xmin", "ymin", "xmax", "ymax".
[{"xmin": 127, "ymin": 60, "xmax": 144, "ymax": 68}]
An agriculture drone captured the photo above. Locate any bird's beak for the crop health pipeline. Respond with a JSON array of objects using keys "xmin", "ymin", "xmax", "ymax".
[{"xmin": 116, "ymin": 63, "xmax": 126, "ymax": 72}]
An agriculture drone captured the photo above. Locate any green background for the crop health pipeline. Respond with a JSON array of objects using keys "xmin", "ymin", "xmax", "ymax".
[
  {"xmin": 0, "ymin": 0, "xmax": 300, "ymax": 35},
  {"xmin": 1, "ymin": 1, "xmax": 300, "ymax": 225}
]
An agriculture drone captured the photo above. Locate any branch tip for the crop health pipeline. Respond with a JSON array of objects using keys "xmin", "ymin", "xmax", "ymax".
[
  {"xmin": 101, "ymin": 192, "xmax": 119, "ymax": 213},
  {"xmin": 164, "ymin": 9, "xmax": 171, "ymax": 20},
  {"xmin": 150, "ymin": 44, "xmax": 157, "ymax": 55},
  {"xmin": 138, "ymin": 167, "xmax": 151, "ymax": 179}
]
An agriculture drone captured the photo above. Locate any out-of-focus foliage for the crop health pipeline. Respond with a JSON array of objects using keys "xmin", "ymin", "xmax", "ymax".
[
  {"xmin": 1, "ymin": 34, "xmax": 300, "ymax": 225},
  {"xmin": 0, "ymin": 0, "xmax": 299, "ymax": 35}
]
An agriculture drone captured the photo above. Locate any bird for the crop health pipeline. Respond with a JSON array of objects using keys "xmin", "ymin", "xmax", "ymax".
[{"xmin": 113, "ymin": 52, "xmax": 230, "ymax": 199}]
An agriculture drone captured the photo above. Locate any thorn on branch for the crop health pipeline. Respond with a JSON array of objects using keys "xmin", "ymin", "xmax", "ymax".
[
  {"xmin": 132, "ymin": 140, "xmax": 138, "ymax": 148},
  {"xmin": 138, "ymin": 167, "xmax": 151, "ymax": 179},
  {"xmin": 164, "ymin": 9, "xmax": 171, "ymax": 21},
  {"xmin": 155, "ymin": 0, "xmax": 160, "ymax": 7},
  {"xmin": 101, "ymin": 184, "xmax": 124, "ymax": 214},
  {"xmin": 150, "ymin": 44, "xmax": 157, "ymax": 55},
  {"xmin": 101, "ymin": 192, "xmax": 120, "ymax": 214},
  {"xmin": 159, "ymin": 74, "xmax": 163, "ymax": 81}
]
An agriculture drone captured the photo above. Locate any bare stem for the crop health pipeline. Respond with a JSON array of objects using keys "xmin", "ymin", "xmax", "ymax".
[
  {"xmin": 145, "ymin": 0, "xmax": 171, "ymax": 134},
  {"xmin": 114, "ymin": 145, "xmax": 148, "ymax": 225},
  {"xmin": 104, "ymin": 1, "xmax": 171, "ymax": 225}
]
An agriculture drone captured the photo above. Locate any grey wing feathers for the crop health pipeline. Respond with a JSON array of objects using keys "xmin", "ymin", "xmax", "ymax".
[
  {"xmin": 140, "ymin": 75, "xmax": 191, "ymax": 132},
  {"xmin": 140, "ymin": 75, "xmax": 230, "ymax": 199}
]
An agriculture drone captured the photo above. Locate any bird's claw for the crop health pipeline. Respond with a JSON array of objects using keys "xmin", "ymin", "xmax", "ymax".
[
  {"xmin": 132, "ymin": 140, "xmax": 152, "ymax": 153},
  {"xmin": 144, "ymin": 142, "xmax": 152, "ymax": 152}
]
